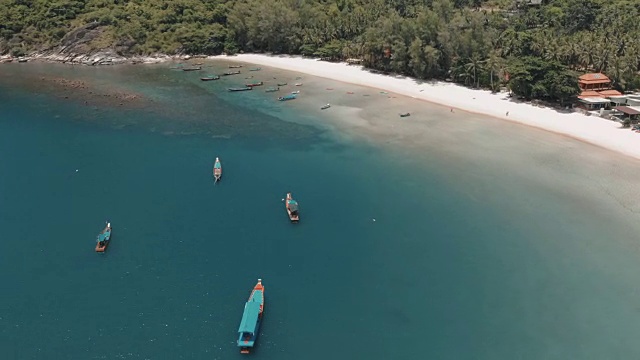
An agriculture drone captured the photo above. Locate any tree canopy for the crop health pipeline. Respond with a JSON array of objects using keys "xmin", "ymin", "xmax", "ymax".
[{"xmin": 1, "ymin": 0, "xmax": 639, "ymax": 102}]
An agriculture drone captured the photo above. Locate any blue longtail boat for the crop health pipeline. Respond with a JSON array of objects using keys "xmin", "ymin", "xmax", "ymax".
[
  {"xmin": 237, "ymin": 279, "xmax": 265, "ymax": 354},
  {"xmin": 278, "ymin": 94, "xmax": 297, "ymax": 101},
  {"xmin": 285, "ymin": 192, "xmax": 299, "ymax": 222},
  {"xmin": 95, "ymin": 221, "xmax": 112, "ymax": 253},
  {"xmin": 213, "ymin": 157, "xmax": 222, "ymax": 183}
]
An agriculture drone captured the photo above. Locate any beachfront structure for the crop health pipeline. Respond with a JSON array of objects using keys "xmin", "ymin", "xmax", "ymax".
[
  {"xmin": 579, "ymin": 73, "xmax": 612, "ymax": 92},
  {"xmin": 578, "ymin": 97, "xmax": 611, "ymax": 110},
  {"xmin": 613, "ymin": 106, "xmax": 640, "ymax": 122},
  {"xmin": 576, "ymin": 73, "xmax": 624, "ymax": 111},
  {"xmin": 578, "ymin": 73, "xmax": 622, "ymax": 99},
  {"xmin": 608, "ymin": 94, "xmax": 640, "ymax": 107}
]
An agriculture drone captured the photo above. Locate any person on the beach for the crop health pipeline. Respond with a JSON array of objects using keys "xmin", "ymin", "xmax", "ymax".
[{"xmin": 506, "ymin": 111, "xmax": 509, "ymax": 116}]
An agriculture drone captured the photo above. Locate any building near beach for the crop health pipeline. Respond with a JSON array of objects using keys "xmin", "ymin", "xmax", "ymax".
[
  {"xmin": 578, "ymin": 73, "xmax": 622, "ymax": 98},
  {"xmin": 579, "ymin": 73, "xmax": 612, "ymax": 92},
  {"xmin": 576, "ymin": 73, "xmax": 623, "ymax": 110}
]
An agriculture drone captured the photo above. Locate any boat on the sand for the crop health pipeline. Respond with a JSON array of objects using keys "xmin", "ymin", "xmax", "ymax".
[
  {"xmin": 95, "ymin": 221, "xmax": 112, "ymax": 253},
  {"xmin": 291, "ymin": 90, "xmax": 300, "ymax": 94},
  {"xmin": 213, "ymin": 157, "xmax": 222, "ymax": 183},
  {"xmin": 321, "ymin": 104, "xmax": 331, "ymax": 110},
  {"xmin": 399, "ymin": 112, "xmax": 411, "ymax": 117},
  {"xmin": 229, "ymin": 65, "xmax": 243, "ymax": 68},
  {"xmin": 249, "ymin": 67, "xmax": 261, "ymax": 71},
  {"xmin": 295, "ymin": 83, "xmax": 303, "ymax": 86},
  {"xmin": 237, "ymin": 279, "xmax": 265, "ymax": 354},
  {"xmin": 277, "ymin": 82, "xmax": 287, "ymax": 86},
  {"xmin": 285, "ymin": 193, "xmax": 299, "ymax": 222}
]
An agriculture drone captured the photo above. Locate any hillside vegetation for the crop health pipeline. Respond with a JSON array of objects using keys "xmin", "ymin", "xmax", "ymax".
[{"xmin": 1, "ymin": 0, "xmax": 639, "ymax": 102}]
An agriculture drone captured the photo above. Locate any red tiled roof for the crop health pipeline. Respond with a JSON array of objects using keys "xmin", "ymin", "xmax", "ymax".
[
  {"xmin": 598, "ymin": 90, "xmax": 623, "ymax": 96},
  {"xmin": 579, "ymin": 73, "xmax": 611, "ymax": 82},
  {"xmin": 579, "ymin": 91, "xmax": 602, "ymax": 98}
]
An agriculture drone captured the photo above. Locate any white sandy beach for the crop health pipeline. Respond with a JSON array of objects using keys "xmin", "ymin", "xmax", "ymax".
[{"xmin": 209, "ymin": 54, "xmax": 640, "ymax": 161}]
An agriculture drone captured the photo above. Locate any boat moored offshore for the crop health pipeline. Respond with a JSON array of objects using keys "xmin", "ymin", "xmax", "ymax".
[
  {"xmin": 182, "ymin": 66, "xmax": 202, "ymax": 71},
  {"xmin": 278, "ymin": 94, "xmax": 297, "ymax": 101},
  {"xmin": 95, "ymin": 222, "xmax": 112, "ymax": 252},
  {"xmin": 228, "ymin": 87, "xmax": 253, "ymax": 92},
  {"xmin": 213, "ymin": 157, "xmax": 222, "ymax": 183},
  {"xmin": 201, "ymin": 75, "xmax": 220, "ymax": 81},
  {"xmin": 285, "ymin": 193, "xmax": 299, "ymax": 222},
  {"xmin": 237, "ymin": 279, "xmax": 265, "ymax": 354}
]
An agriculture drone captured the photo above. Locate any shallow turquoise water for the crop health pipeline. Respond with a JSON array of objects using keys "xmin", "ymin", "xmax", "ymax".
[{"xmin": 1, "ymin": 64, "xmax": 640, "ymax": 359}]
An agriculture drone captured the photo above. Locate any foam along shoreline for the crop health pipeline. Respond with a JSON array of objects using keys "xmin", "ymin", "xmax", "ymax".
[{"xmin": 210, "ymin": 54, "xmax": 640, "ymax": 161}]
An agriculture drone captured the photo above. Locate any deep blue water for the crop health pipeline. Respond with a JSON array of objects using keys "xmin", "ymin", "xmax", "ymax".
[{"xmin": 2, "ymin": 64, "xmax": 640, "ymax": 359}]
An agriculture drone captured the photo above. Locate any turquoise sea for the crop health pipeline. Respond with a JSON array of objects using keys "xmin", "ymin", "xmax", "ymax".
[{"xmin": 2, "ymin": 62, "xmax": 640, "ymax": 359}]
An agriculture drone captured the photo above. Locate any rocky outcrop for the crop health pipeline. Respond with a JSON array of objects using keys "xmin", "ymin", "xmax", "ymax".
[{"xmin": 0, "ymin": 22, "xmax": 188, "ymax": 66}]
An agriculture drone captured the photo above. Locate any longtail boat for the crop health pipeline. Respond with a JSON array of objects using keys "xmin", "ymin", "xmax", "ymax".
[
  {"xmin": 278, "ymin": 94, "xmax": 297, "ymax": 101},
  {"xmin": 229, "ymin": 87, "xmax": 253, "ymax": 92},
  {"xmin": 265, "ymin": 87, "xmax": 279, "ymax": 93},
  {"xmin": 237, "ymin": 279, "xmax": 265, "ymax": 354},
  {"xmin": 249, "ymin": 67, "xmax": 261, "ymax": 71},
  {"xmin": 95, "ymin": 222, "xmax": 112, "ymax": 253},
  {"xmin": 213, "ymin": 157, "xmax": 222, "ymax": 183},
  {"xmin": 245, "ymin": 81, "xmax": 263, "ymax": 87},
  {"xmin": 201, "ymin": 75, "xmax": 220, "ymax": 81},
  {"xmin": 276, "ymin": 82, "xmax": 287, "ymax": 86},
  {"xmin": 223, "ymin": 71, "xmax": 241, "ymax": 76},
  {"xmin": 182, "ymin": 66, "xmax": 202, "ymax": 71},
  {"xmin": 229, "ymin": 65, "xmax": 243, "ymax": 68},
  {"xmin": 285, "ymin": 193, "xmax": 299, "ymax": 222},
  {"xmin": 321, "ymin": 103, "xmax": 331, "ymax": 110}
]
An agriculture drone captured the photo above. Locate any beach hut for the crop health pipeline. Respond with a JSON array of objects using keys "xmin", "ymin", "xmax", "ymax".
[{"xmin": 614, "ymin": 106, "xmax": 640, "ymax": 123}]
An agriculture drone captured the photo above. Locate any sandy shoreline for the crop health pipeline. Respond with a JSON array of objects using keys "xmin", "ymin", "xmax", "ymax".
[{"xmin": 208, "ymin": 54, "xmax": 640, "ymax": 161}]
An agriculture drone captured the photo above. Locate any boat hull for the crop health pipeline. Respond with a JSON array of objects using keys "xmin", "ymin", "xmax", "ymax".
[
  {"xmin": 214, "ymin": 159, "xmax": 222, "ymax": 182},
  {"xmin": 285, "ymin": 193, "xmax": 299, "ymax": 223},
  {"xmin": 287, "ymin": 209, "xmax": 299, "ymax": 223},
  {"xmin": 95, "ymin": 224, "xmax": 112, "ymax": 253},
  {"xmin": 237, "ymin": 280, "xmax": 265, "ymax": 354},
  {"xmin": 95, "ymin": 240, "xmax": 110, "ymax": 252}
]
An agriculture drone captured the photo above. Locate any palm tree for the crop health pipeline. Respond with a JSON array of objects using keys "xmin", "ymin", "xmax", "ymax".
[
  {"xmin": 486, "ymin": 50, "xmax": 504, "ymax": 92},
  {"xmin": 465, "ymin": 54, "xmax": 486, "ymax": 88}
]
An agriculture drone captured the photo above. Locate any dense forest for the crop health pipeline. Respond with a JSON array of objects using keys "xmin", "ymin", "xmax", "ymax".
[{"xmin": 1, "ymin": 0, "xmax": 639, "ymax": 102}]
